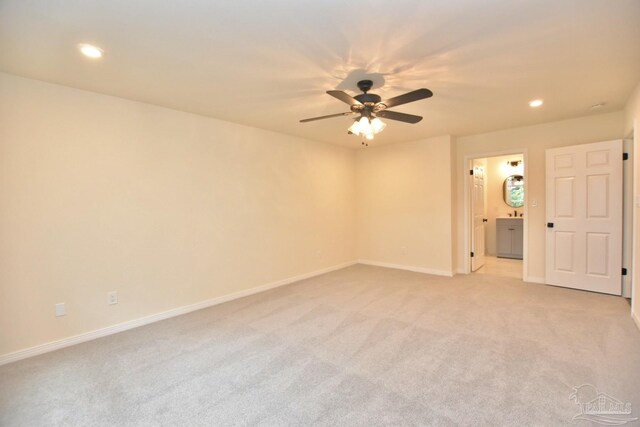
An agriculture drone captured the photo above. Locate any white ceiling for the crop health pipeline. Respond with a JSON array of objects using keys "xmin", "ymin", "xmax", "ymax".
[{"xmin": 1, "ymin": 0, "xmax": 639, "ymax": 146}]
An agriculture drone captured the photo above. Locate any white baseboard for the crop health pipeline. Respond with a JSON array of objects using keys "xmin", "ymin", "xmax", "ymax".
[
  {"xmin": 0, "ymin": 261, "xmax": 357, "ymax": 366},
  {"xmin": 357, "ymin": 259, "xmax": 454, "ymax": 277},
  {"xmin": 524, "ymin": 276, "xmax": 546, "ymax": 284},
  {"xmin": 633, "ymin": 311, "xmax": 640, "ymax": 332}
]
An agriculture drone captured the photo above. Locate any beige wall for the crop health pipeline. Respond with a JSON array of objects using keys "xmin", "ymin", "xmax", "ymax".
[
  {"xmin": 455, "ymin": 112, "xmax": 625, "ymax": 283},
  {"xmin": 0, "ymin": 73, "xmax": 357, "ymax": 357},
  {"xmin": 2, "ymin": 71, "xmax": 636, "ymax": 358},
  {"xmin": 355, "ymin": 135, "xmax": 455, "ymax": 276},
  {"xmin": 624, "ymin": 81, "xmax": 640, "ymax": 327},
  {"xmin": 483, "ymin": 154, "xmax": 524, "ymax": 256}
]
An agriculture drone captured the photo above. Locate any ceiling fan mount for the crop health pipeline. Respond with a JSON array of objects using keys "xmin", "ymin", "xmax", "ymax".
[
  {"xmin": 299, "ymin": 79, "xmax": 433, "ymax": 141},
  {"xmin": 356, "ymin": 79, "xmax": 374, "ymax": 93}
]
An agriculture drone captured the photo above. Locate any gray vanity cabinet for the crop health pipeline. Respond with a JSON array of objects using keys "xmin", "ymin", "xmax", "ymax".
[{"xmin": 496, "ymin": 218, "xmax": 523, "ymax": 259}]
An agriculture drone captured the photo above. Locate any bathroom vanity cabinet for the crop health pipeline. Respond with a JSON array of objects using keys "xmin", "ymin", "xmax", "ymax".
[{"xmin": 496, "ymin": 217, "xmax": 523, "ymax": 259}]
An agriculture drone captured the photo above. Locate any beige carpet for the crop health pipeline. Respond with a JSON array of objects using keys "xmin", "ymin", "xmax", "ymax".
[{"xmin": 1, "ymin": 264, "xmax": 639, "ymax": 426}]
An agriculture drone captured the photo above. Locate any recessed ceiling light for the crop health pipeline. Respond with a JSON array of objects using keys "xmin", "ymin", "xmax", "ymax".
[
  {"xmin": 529, "ymin": 99, "xmax": 543, "ymax": 108},
  {"xmin": 78, "ymin": 43, "xmax": 104, "ymax": 59}
]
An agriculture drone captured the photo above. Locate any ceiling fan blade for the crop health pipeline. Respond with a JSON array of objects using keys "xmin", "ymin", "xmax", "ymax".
[
  {"xmin": 299, "ymin": 112, "xmax": 354, "ymax": 123},
  {"xmin": 327, "ymin": 90, "xmax": 363, "ymax": 107},
  {"xmin": 376, "ymin": 110, "xmax": 423, "ymax": 124},
  {"xmin": 380, "ymin": 88, "xmax": 433, "ymax": 109}
]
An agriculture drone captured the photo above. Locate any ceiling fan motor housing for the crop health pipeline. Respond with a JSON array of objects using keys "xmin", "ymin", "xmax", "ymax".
[
  {"xmin": 352, "ymin": 80, "xmax": 383, "ymax": 115},
  {"xmin": 353, "ymin": 93, "xmax": 382, "ymax": 105}
]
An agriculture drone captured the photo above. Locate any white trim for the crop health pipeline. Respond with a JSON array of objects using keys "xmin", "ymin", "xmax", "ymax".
[
  {"xmin": 462, "ymin": 148, "xmax": 529, "ymax": 280},
  {"xmin": 0, "ymin": 261, "xmax": 357, "ymax": 366},
  {"xmin": 631, "ymin": 119, "xmax": 638, "ymax": 324},
  {"xmin": 633, "ymin": 311, "xmax": 640, "ymax": 332},
  {"xmin": 525, "ymin": 276, "xmax": 546, "ymax": 284},
  {"xmin": 622, "ymin": 138, "xmax": 633, "ymax": 298},
  {"xmin": 357, "ymin": 259, "xmax": 454, "ymax": 277}
]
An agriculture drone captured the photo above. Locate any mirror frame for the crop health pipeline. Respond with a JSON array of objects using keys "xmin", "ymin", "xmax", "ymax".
[{"xmin": 503, "ymin": 174, "xmax": 524, "ymax": 208}]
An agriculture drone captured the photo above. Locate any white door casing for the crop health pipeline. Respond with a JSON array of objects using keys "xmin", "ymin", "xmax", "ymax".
[
  {"xmin": 471, "ymin": 165, "xmax": 486, "ymax": 271},
  {"xmin": 545, "ymin": 140, "xmax": 623, "ymax": 295}
]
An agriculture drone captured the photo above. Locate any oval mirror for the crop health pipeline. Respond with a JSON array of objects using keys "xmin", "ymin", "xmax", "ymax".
[{"xmin": 503, "ymin": 175, "xmax": 524, "ymax": 208}]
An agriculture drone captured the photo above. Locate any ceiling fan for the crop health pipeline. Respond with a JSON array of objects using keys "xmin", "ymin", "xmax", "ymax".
[{"xmin": 300, "ymin": 79, "xmax": 433, "ymax": 145}]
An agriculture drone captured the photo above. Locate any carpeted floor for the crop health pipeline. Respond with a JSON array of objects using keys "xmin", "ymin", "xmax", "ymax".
[{"xmin": 1, "ymin": 264, "xmax": 639, "ymax": 426}]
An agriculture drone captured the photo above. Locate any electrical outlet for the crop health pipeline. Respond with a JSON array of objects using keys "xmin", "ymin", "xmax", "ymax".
[
  {"xmin": 55, "ymin": 303, "xmax": 66, "ymax": 317},
  {"xmin": 107, "ymin": 291, "xmax": 118, "ymax": 305}
]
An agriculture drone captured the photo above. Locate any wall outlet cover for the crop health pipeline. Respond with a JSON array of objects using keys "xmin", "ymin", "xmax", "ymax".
[{"xmin": 108, "ymin": 291, "xmax": 118, "ymax": 305}]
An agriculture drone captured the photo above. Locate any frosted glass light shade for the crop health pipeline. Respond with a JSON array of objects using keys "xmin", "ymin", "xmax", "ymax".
[{"xmin": 348, "ymin": 116, "xmax": 385, "ymax": 139}]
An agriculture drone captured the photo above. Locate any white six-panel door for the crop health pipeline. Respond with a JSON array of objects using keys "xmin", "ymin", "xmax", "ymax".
[
  {"xmin": 545, "ymin": 140, "xmax": 622, "ymax": 295},
  {"xmin": 471, "ymin": 165, "xmax": 486, "ymax": 272}
]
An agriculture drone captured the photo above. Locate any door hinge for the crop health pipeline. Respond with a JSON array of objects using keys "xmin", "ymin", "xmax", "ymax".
[
  {"xmin": 470, "ymin": 251, "xmax": 474, "ymax": 258},
  {"xmin": 622, "ymin": 268, "xmax": 627, "ymax": 276},
  {"xmin": 623, "ymin": 153, "xmax": 629, "ymax": 161},
  {"xmin": 469, "ymin": 169, "xmax": 474, "ymax": 175}
]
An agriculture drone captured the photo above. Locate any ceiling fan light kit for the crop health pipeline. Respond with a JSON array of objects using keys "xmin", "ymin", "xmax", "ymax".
[
  {"xmin": 347, "ymin": 116, "xmax": 386, "ymax": 139},
  {"xmin": 300, "ymin": 79, "xmax": 433, "ymax": 146}
]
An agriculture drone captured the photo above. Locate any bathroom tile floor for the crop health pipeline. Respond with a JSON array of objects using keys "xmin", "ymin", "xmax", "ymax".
[{"xmin": 473, "ymin": 255, "xmax": 522, "ymax": 279}]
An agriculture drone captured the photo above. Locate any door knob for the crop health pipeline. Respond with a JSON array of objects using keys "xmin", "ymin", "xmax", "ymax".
[{"xmin": 483, "ymin": 218, "xmax": 488, "ymax": 223}]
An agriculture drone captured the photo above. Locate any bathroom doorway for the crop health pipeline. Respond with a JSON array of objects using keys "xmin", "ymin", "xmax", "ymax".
[{"xmin": 469, "ymin": 153, "xmax": 525, "ymax": 279}]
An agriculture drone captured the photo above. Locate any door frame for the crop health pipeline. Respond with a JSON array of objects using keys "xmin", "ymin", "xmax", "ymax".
[{"xmin": 463, "ymin": 148, "xmax": 529, "ymax": 280}]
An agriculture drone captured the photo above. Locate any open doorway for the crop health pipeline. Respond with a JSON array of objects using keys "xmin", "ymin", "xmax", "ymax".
[{"xmin": 469, "ymin": 153, "xmax": 525, "ymax": 280}]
